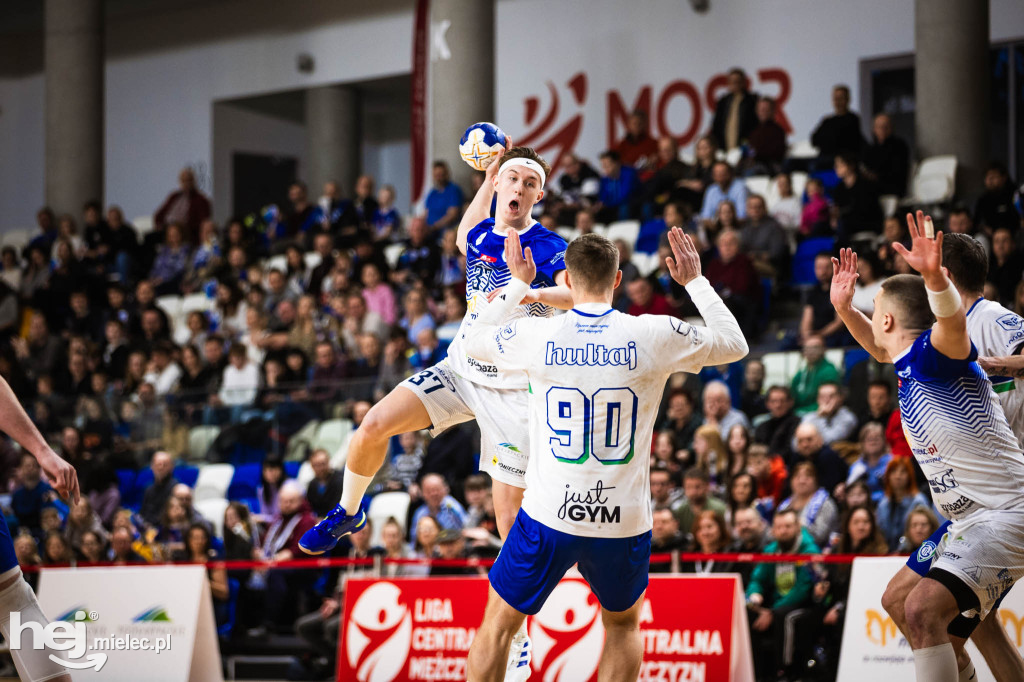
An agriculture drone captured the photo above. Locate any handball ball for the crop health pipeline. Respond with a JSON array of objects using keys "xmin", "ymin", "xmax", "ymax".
[{"xmin": 459, "ymin": 122, "xmax": 507, "ymax": 172}]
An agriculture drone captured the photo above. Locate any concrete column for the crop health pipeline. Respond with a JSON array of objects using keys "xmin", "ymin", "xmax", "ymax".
[
  {"xmin": 429, "ymin": 0, "xmax": 494, "ymax": 193},
  {"xmin": 915, "ymin": 0, "xmax": 990, "ymax": 198},
  {"xmin": 305, "ymin": 85, "xmax": 359, "ymax": 200},
  {"xmin": 45, "ymin": 0, "xmax": 104, "ymax": 216}
]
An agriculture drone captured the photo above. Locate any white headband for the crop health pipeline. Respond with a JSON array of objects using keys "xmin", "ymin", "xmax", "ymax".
[{"xmin": 498, "ymin": 158, "xmax": 546, "ymax": 188}]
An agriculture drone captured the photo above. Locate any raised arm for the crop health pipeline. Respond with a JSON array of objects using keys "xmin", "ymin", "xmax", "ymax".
[
  {"xmin": 0, "ymin": 374, "xmax": 79, "ymax": 502},
  {"xmin": 665, "ymin": 227, "xmax": 749, "ymax": 365},
  {"xmin": 830, "ymin": 249, "xmax": 889, "ymax": 363},
  {"xmin": 978, "ymin": 355, "xmax": 1024, "ymax": 378},
  {"xmin": 462, "ymin": 229, "xmax": 536, "ymax": 369},
  {"xmin": 456, "ymin": 135, "xmax": 513, "ymax": 255},
  {"xmin": 487, "ymin": 270, "xmax": 575, "ymax": 311},
  {"xmin": 892, "ymin": 210, "xmax": 970, "ymax": 360}
]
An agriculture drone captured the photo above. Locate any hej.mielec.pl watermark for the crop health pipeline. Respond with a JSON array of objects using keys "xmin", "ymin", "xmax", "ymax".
[{"xmin": 8, "ymin": 610, "xmax": 172, "ymax": 671}]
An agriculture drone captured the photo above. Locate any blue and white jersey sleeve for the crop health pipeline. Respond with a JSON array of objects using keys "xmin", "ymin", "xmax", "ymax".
[{"xmin": 894, "ymin": 330, "xmax": 1024, "ymax": 519}]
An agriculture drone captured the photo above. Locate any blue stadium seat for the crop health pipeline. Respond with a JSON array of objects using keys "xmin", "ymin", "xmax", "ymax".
[
  {"xmin": 791, "ymin": 237, "xmax": 835, "ymax": 286},
  {"xmin": 127, "ymin": 468, "xmax": 155, "ymax": 511},
  {"xmin": 237, "ymin": 497, "xmax": 261, "ymax": 515},
  {"xmin": 284, "ymin": 461, "xmax": 300, "ymax": 479},
  {"xmin": 216, "ymin": 578, "xmax": 240, "ymax": 638},
  {"xmin": 226, "ymin": 463, "xmax": 261, "ymax": 502},
  {"xmin": 174, "ymin": 465, "xmax": 199, "ymax": 489},
  {"xmin": 116, "ymin": 470, "xmax": 136, "ymax": 506}
]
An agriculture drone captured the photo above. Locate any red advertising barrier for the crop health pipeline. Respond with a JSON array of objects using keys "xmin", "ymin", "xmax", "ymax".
[{"xmin": 339, "ymin": 575, "xmax": 754, "ymax": 682}]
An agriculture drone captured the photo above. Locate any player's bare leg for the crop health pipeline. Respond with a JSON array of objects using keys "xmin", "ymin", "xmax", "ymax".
[
  {"xmin": 345, "ymin": 387, "xmax": 432, "ymax": 477},
  {"xmin": 904, "ymin": 578, "xmax": 964, "ymax": 682},
  {"xmin": 300, "ymin": 386, "xmax": 433, "ymax": 554},
  {"xmin": 881, "ymin": 565, "xmax": 921, "ymax": 640},
  {"xmin": 467, "ymin": 586, "xmax": 527, "ymax": 682},
  {"xmin": 493, "ymin": 480, "xmax": 525, "ymax": 541},
  {"xmin": 0, "ymin": 571, "xmax": 73, "ymax": 682},
  {"xmin": 970, "ymin": 612, "xmax": 1024, "ymax": 681},
  {"xmin": 597, "ymin": 592, "xmax": 645, "ymax": 682}
]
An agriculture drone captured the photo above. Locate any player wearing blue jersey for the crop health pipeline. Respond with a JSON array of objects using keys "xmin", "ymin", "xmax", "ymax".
[
  {"xmin": 0, "ymin": 374, "xmax": 79, "ymax": 681},
  {"xmin": 463, "ymin": 228, "xmax": 748, "ymax": 680},
  {"xmin": 832, "ymin": 212, "xmax": 1024, "ymax": 682},
  {"xmin": 300, "ymin": 140, "xmax": 571, "ymax": 679},
  {"xmin": 881, "ymin": 232, "xmax": 1024, "ymax": 682}
]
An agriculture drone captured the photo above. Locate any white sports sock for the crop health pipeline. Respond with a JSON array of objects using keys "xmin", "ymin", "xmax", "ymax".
[
  {"xmin": 339, "ymin": 468, "xmax": 374, "ymax": 513},
  {"xmin": 913, "ymin": 643, "xmax": 958, "ymax": 682},
  {"xmin": 958, "ymin": 659, "xmax": 977, "ymax": 682}
]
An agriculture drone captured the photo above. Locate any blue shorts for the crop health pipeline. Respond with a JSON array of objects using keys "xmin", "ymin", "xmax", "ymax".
[
  {"xmin": 489, "ymin": 509, "xmax": 651, "ymax": 615},
  {"xmin": 0, "ymin": 514, "xmax": 16, "ymax": 575},
  {"xmin": 906, "ymin": 519, "xmax": 951, "ymax": 577}
]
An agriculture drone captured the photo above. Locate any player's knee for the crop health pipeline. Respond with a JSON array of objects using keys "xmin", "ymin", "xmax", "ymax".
[
  {"xmin": 601, "ymin": 608, "xmax": 640, "ymax": 633},
  {"xmin": 881, "ymin": 581, "xmax": 906, "ymax": 620},
  {"xmin": 904, "ymin": 589, "xmax": 941, "ymax": 641},
  {"xmin": 0, "ymin": 571, "xmax": 70, "ymax": 681},
  {"xmin": 356, "ymin": 405, "xmax": 391, "ymax": 443}
]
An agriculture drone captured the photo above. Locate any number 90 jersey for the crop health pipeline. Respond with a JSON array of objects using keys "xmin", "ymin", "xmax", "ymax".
[
  {"xmin": 446, "ymin": 220, "xmax": 567, "ymax": 389},
  {"xmin": 483, "ymin": 304, "xmax": 719, "ymax": 538}
]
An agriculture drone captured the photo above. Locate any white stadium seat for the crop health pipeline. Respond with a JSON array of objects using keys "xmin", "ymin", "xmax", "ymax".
[
  {"xmin": 133, "ymin": 216, "xmax": 154, "ymax": 235},
  {"xmin": 312, "ymin": 419, "xmax": 352, "ymax": 456},
  {"xmin": 788, "ymin": 140, "xmax": 819, "ymax": 159},
  {"xmin": 367, "ymin": 492, "xmax": 412, "ymax": 546},
  {"xmin": 196, "ymin": 498, "xmax": 229, "ymax": 538},
  {"xmin": 605, "ymin": 220, "xmax": 640, "ymax": 248},
  {"xmin": 303, "ymin": 252, "xmax": 323, "ymax": 270},
  {"xmin": 187, "ymin": 425, "xmax": 221, "ymax": 462},
  {"xmin": 744, "ymin": 175, "xmax": 771, "ymax": 200},
  {"xmin": 194, "ymin": 463, "xmax": 234, "ymax": 503},
  {"xmin": 384, "ymin": 243, "xmax": 404, "ymax": 269},
  {"xmin": 182, "ymin": 292, "xmax": 214, "ymax": 314}
]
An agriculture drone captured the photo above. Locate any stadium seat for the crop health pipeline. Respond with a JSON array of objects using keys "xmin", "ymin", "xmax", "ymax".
[
  {"xmin": 265, "ymin": 254, "xmax": 287, "ymax": 273},
  {"xmin": 195, "ymin": 464, "xmax": 234, "ymax": 503},
  {"xmin": 295, "ymin": 461, "xmax": 315, "ymax": 489},
  {"xmin": 312, "ymin": 419, "xmax": 352, "ymax": 456},
  {"xmin": 790, "ymin": 171, "xmax": 809, "ymax": 200},
  {"xmin": 725, "ymin": 147, "xmax": 743, "ymax": 167},
  {"xmin": 904, "ymin": 155, "xmax": 957, "ymax": 206},
  {"xmin": 1, "ymin": 228, "xmax": 30, "ymax": 248},
  {"xmin": 126, "ymin": 468, "xmax": 154, "ymax": 511},
  {"xmin": 226, "ymin": 463, "xmax": 262, "ymax": 502},
  {"xmin": 329, "ymin": 432, "xmax": 355, "ymax": 471},
  {"xmin": 173, "ymin": 465, "xmax": 200, "ymax": 488},
  {"xmin": 182, "ymin": 292, "xmax": 214, "ymax": 314},
  {"xmin": 744, "ymin": 175, "xmax": 771, "ymax": 199},
  {"xmin": 116, "ymin": 469, "xmax": 137, "ymax": 507},
  {"xmin": 285, "ymin": 419, "xmax": 320, "ymax": 461},
  {"xmin": 367, "ymin": 492, "xmax": 411, "ymax": 546},
  {"xmin": 879, "ymin": 194, "xmax": 899, "ymax": 218},
  {"xmin": 284, "ymin": 461, "xmax": 301, "ymax": 479},
  {"xmin": 384, "ymin": 243, "xmax": 404, "ymax": 269},
  {"xmin": 605, "ymin": 220, "xmax": 641, "ymax": 248},
  {"xmin": 761, "ymin": 351, "xmax": 802, "ymax": 388},
  {"xmin": 303, "ymin": 252, "xmax": 323, "ymax": 270},
  {"xmin": 156, "ymin": 295, "xmax": 184, "ymax": 321},
  {"xmin": 557, "ymin": 227, "xmax": 579, "ymax": 243},
  {"xmin": 133, "ymin": 216, "xmax": 154, "ymax": 235},
  {"xmin": 791, "ymin": 237, "xmax": 834, "ymax": 286},
  {"xmin": 188, "ymin": 425, "xmax": 221, "ymax": 462},
  {"xmin": 788, "ymin": 140, "xmax": 819, "ymax": 160},
  {"xmin": 591, "ymin": 223, "xmax": 609, "ymax": 238},
  {"xmin": 631, "ymin": 252, "xmax": 659, "ymax": 277},
  {"xmin": 196, "ymin": 498, "xmax": 229, "ymax": 537}
]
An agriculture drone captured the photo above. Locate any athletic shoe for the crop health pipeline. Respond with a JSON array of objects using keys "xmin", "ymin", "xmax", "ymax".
[
  {"xmin": 504, "ymin": 629, "xmax": 531, "ymax": 681},
  {"xmin": 299, "ymin": 505, "xmax": 366, "ymax": 555}
]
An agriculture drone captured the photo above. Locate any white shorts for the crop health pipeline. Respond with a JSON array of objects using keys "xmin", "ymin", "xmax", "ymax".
[
  {"xmin": 930, "ymin": 508, "xmax": 1024, "ymax": 618},
  {"xmin": 399, "ymin": 360, "xmax": 530, "ymax": 488}
]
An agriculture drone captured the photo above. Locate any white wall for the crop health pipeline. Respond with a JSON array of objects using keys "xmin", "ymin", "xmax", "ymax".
[
  {"xmin": 211, "ymin": 102, "xmax": 307, "ymax": 221},
  {"xmin": 0, "ymin": 74, "xmax": 44, "ymax": 230},
  {"xmin": 1, "ymin": 0, "xmax": 1022, "ymax": 231}
]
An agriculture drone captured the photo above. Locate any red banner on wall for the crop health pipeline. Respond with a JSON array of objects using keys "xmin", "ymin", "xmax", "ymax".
[
  {"xmin": 410, "ymin": 0, "xmax": 430, "ymax": 205},
  {"xmin": 338, "ymin": 575, "xmax": 753, "ymax": 681}
]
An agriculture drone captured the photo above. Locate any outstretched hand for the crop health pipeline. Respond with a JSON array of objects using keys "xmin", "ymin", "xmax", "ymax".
[
  {"xmin": 892, "ymin": 210, "xmax": 944, "ymax": 280},
  {"xmin": 830, "ymin": 248, "xmax": 859, "ymax": 310},
  {"xmin": 504, "ymin": 227, "xmax": 536, "ymax": 285},
  {"xmin": 37, "ymin": 447, "xmax": 80, "ymax": 504},
  {"xmin": 665, "ymin": 227, "xmax": 701, "ymax": 286}
]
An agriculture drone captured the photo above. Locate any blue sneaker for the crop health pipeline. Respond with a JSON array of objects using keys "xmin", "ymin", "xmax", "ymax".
[{"xmin": 299, "ymin": 505, "xmax": 366, "ymax": 555}]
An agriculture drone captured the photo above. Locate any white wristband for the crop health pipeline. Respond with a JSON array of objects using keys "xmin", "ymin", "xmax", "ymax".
[
  {"xmin": 684, "ymin": 276, "xmax": 718, "ymax": 308},
  {"xmin": 926, "ymin": 284, "xmax": 961, "ymax": 318}
]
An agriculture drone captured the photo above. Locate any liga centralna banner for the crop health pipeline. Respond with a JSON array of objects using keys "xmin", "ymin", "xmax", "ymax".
[
  {"xmin": 837, "ymin": 556, "xmax": 1024, "ymax": 682},
  {"xmin": 339, "ymin": 574, "xmax": 754, "ymax": 681}
]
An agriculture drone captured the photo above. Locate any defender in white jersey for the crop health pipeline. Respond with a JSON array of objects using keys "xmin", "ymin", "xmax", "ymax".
[
  {"xmin": 464, "ymin": 229, "xmax": 748, "ymax": 681},
  {"xmin": 882, "ymin": 232, "xmax": 1024, "ymax": 682},
  {"xmin": 832, "ymin": 212, "xmax": 1024, "ymax": 682}
]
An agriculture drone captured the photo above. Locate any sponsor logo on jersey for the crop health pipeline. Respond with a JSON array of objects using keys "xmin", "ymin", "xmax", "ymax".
[
  {"xmin": 479, "ymin": 254, "xmax": 497, "ymax": 263},
  {"xmin": 928, "ymin": 468, "xmax": 959, "ymax": 494},
  {"xmin": 475, "ymin": 232, "xmax": 487, "ymax": 246},
  {"xmin": 916, "ymin": 540, "xmax": 937, "ymax": 563},
  {"xmin": 465, "ymin": 356, "xmax": 498, "ymax": 377},
  {"xmin": 545, "ymin": 341, "xmax": 637, "ymax": 370},
  {"xmin": 997, "ymin": 313, "xmax": 1024, "ymax": 331},
  {"xmin": 496, "ymin": 461, "xmax": 526, "ymax": 478},
  {"xmin": 941, "ymin": 551, "xmax": 962, "ymax": 561},
  {"xmin": 986, "ymin": 568, "xmax": 1016, "ymax": 601},
  {"xmin": 939, "ymin": 495, "xmax": 975, "ymax": 516},
  {"xmin": 557, "ymin": 480, "xmax": 620, "ymax": 524}
]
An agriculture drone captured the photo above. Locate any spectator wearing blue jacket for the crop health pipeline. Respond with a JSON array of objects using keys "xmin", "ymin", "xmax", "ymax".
[{"xmin": 595, "ymin": 150, "xmax": 639, "ymax": 223}]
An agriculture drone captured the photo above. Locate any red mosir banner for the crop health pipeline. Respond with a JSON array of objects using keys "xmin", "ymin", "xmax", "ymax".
[{"xmin": 338, "ymin": 575, "xmax": 753, "ymax": 682}]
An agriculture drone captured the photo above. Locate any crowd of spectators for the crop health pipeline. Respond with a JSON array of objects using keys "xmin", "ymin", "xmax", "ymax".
[{"xmin": 1, "ymin": 73, "xmax": 1022, "ymax": 680}]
